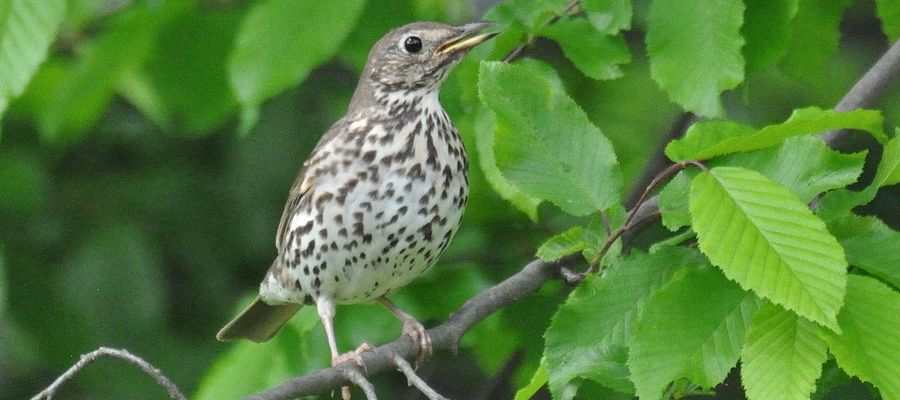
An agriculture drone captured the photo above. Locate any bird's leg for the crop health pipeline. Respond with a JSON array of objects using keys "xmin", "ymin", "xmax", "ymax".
[
  {"xmin": 378, "ymin": 297, "xmax": 432, "ymax": 368},
  {"xmin": 317, "ymin": 298, "xmax": 371, "ymax": 400}
]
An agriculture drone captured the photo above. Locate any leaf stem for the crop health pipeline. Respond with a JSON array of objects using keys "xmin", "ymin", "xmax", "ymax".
[{"xmin": 501, "ymin": 0, "xmax": 581, "ymax": 63}]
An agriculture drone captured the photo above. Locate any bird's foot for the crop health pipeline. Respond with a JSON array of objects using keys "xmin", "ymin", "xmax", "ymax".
[
  {"xmin": 401, "ymin": 318, "xmax": 432, "ymax": 368},
  {"xmin": 332, "ymin": 343, "xmax": 374, "ymax": 368}
]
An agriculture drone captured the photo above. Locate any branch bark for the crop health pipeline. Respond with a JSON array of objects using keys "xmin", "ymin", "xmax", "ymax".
[{"xmin": 244, "ymin": 256, "xmax": 578, "ymax": 400}]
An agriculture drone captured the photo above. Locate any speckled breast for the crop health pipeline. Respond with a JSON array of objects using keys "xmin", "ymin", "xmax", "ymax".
[{"xmin": 261, "ymin": 105, "xmax": 468, "ymax": 306}]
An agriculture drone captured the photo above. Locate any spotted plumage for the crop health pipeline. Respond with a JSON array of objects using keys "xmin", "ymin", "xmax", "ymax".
[{"xmin": 217, "ymin": 21, "xmax": 496, "ymax": 380}]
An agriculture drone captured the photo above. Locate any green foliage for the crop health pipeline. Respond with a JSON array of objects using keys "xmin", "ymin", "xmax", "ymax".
[
  {"xmin": 666, "ymin": 107, "xmax": 885, "ymax": 161},
  {"xmin": 690, "ymin": 167, "xmax": 847, "ymax": 331},
  {"xmin": 824, "ymin": 275, "xmax": 900, "ymax": 399},
  {"xmin": 646, "ymin": 0, "xmax": 745, "ymax": 117},
  {"xmin": 742, "ymin": 302, "xmax": 828, "ymax": 400},
  {"xmin": 478, "ymin": 61, "xmax": 622, "ymax": 216},
  {"xmin": 629, "ymin": 266, "xmax": 758, "ymax": 400},
  {"xmin": 229, "ymin": 0, "xmax": 367, "ymax": 134},
  {"xmin": 2, "ymin": 1, "xmax": 898, "ymax": 400},
  {"xmin": 0, "ymin": 0, "xmax": 65, "ymax": 134}
]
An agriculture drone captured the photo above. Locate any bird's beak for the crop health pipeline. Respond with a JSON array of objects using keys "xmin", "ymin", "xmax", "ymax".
[{"xmin": 436, "ymin": 21, "xmax": 498, "ymax": 56}]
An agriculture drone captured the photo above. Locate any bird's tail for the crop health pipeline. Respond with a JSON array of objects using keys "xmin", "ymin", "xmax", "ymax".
[{"xmin": 216, "ymin": 296, "xmax": 301, "ymax": 343}]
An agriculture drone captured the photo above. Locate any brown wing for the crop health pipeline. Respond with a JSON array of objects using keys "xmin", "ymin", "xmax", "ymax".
[{"xmin": 274, "ymin": 117, "xmax": 350, "ymax": 251}]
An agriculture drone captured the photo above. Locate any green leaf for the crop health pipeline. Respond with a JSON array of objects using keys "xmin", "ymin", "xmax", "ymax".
[
  {"xmin": 478, "ymin": 61, "xmax": 622, "ymax": 216},
  {"xmin": 475, "ymin": 108, "xmax": 541, "ymax": 220},
  {"xmin": 646, "ymin": 0, "xmax": 744, "ymax": 117},
  {"xmin": 628, "ymin": 266, "xmax": 758, "ymax": 400},
  {"xmin": 538, "ymin": 17, "xmax": 630, "ymax": 80},
  {"xmin": 195, "ymin": 307, "xmax": 323, "ymax": 400},
  {"xmin": 817, "ymin": 134, "xmax": 900, "ymax": 220},
  {"xmin": 544, "ymin": 248, "xmax": 705, "ymax": 399},
  {"xmin": 26, "ymin": 7, "xmax": 156, "ymax": 140},
  {"xmin": 780, "ymin": 0, "xmax": 853, "ymax": 80},
  {"xmin": 228, "ymin": 0, "xmax": 366, "ymax": 134},
  {"xmin": 582, "ymin": 0, "xmax": 632, "ymax": 33},
  {"xmin": 514, "ymin": 361, "xmax": 549, "ymax": 400},
  {"xmin": 666, "ymin": 107, "xmax": 885, "ymax": 161},
  {"xmin": 147, "ymin": 9, "xmax": 241, "ymax": 133},
  {"xmin": 742, "ymin": 302, "xmax": 828, "ymax": 400},
  {"xmin": 828, "ymin": 214, "xmax": 900, "ymax": 289},
  {"xmin": 0, "ymin": 0, "xmax": 65, "ymax": 130},
  {"xmin": 537, "ymin": 226, "xmax": 603, "ymax": 262},
  {"xmin": 717, "ymin": 136, "xmax": 866, "ymax": 203},
  {"xmin": 876, "ymin": 0, "xmax": 900, "ymax": 41},
  {"xmin": 742, "ymin": 0, "xmax": 799, "ymax": 74},
  {"xmin": 689, "ymin": 167, "xmax": 847, "ymax": 331},
  {"xmin": 825, "ymin": 275, "xmax": 900, "ymax": 400},
  {"xmin": 658, "ymin": 169, "xmax": 696, "ymax": 231}
]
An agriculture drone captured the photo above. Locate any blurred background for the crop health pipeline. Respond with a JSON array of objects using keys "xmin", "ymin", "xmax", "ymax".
[{"xmin": 0, "ymin": 0, "xmax": 896, "ymax": 399}]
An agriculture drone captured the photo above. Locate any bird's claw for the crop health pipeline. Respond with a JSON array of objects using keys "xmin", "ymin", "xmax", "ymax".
[
  {"xmin": 402, "ymin": 319, "xmax": 432, "ymax": 368},
  {"xmin": 332, "ymin": 343, "xmax": 374, "ymax": 368}
]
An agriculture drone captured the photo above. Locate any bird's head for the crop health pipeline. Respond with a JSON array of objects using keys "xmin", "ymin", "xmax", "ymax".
[{"xmin": 357, "ymin": 21, "xmax": 497, "ymax": 103}]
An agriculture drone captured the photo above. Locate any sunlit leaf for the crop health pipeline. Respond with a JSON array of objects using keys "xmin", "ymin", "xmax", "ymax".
[
  {"xmin": 582, "ymin": 0, "xmax": 631, "ymax": 33},
  {"xmin": 0, "ymin": 0, "xmax": 65, "ymax": 132},
  {"xmin": 478, "ymin": 61, "xmax": 622, "ymax": 216},
  {"xmin": 824, "ymin": 275, "xmax": 900, "ymax": 400},
  {"xmin": 475, "ymin": 108, "xmax": 541, "ymax": 220},
  {"xmin": 742, "ymin": 302, "xmax": 828, "ymax": 400},
  {"xmin": 229, "ymin": 0, "xmax": 366, "ymax": 134},
  {"xmin": 658, "ymin": 169, "xmax": 696, "ymax": 231},
  {"xmin": 817, "ymin": 134, "xmax": 900, "ymax": 220},
  {"xmin": 690, "ymin": 167, "xmax": 847, "ymax": 331},
  {"xmin": 536, "ymin": 225, "xmax": 603, "ymax": 262},
  {"xmin": 717, "ymin": 136, "xmax": 866, "ymax": 203},
  {"xmin": 646, "ymin": 0, "xmax": 744, "ymax": 117},
  {"xmin": 666, "ymin": 107, "xmax": 885, "ymax": 161},
  {"xmin": 514, "ymin": 361, "xmax": 549, "ymax": 400},
  {"xmin": 629, "ymin": 266, "xmax": 758, "ymax": 400}
]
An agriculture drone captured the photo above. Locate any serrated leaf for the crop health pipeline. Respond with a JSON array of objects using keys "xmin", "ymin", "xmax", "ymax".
[
  {"xmin": 537, "ymin": 226, "xmax": 603, "ymax": 262},
  {"xmin": 628, "ymin": 266, "xmax": 758, "ymax": 400},
  {"xmin": 817, "ymin": 134, "xmax": 900, "ymax": 220},
  {"xmin": 689, "ymin": 167, "xmax": 847, "ymax": 331},
  {"xmin": 742, "ymin": 0, "xmax": 799, "ymax": 74},
  {"xmin": 742, "ymin": 302, "xmax": 828, "ymax": 400},
  {"xmin": 194, "ymin": 307, "xmax": 322, "ymax": 400},
  {"xmin": 828, "ymin": 214, "xmax": 900, "ymax": 289},
  {"xmin": 582, "ymin": 0, "xmax": 631, "ymax": 33},
  {"xmin": 475, "ymin": 107, "xmax": 541, "ymax": 220},
  {"xmin": 718, "ymin": 136, "xmax": 866, "ymax": 203},
  {"xmin": 0, "ymin": 0, "xmax": 65, "ymax": 129},
  {"xmin": 658, "ymin": 169, "xmax": 697, "ymax": 231},
  {"xmin": 538, "ymin": 17, "xmax": 630, "ymax": 80},
  {"xmin": 478, "ymin": 61, "xmax": 622, "ymax": 216},
  {"xmin": 876, "ymin": 0, "xmax": 900, "ymax": 41},
  {"xmin": 229, "ymin": 0, "xmax": 366, "ymax": 134},
  {"xmin": 544, "ymin": 248, "xmax": 704, "ymax": 399},
  {"xmin": 825, "ymin": 275, "xmax": 900, "ymax": 400},
  {"xmin": 780, "ymin": 0, "xmax": 853, "ymax": 80},
  {"xmin": 646, "ymin": 0, "xmax": 744, "ymax": 117},
  {"xmin": 666, "ymin": 107, "xmax": 885, "ymax": 161}
]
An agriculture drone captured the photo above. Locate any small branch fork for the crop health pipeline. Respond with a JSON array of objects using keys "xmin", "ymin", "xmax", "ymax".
[{"xmin": 29, "ymin": 347, "xmax": 187, "ymax": 400}]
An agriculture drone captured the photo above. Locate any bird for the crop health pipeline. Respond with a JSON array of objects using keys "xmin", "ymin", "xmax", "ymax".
[{"xmin": 216, "ymin": 20, "xmax": 497, "ymax": 383}]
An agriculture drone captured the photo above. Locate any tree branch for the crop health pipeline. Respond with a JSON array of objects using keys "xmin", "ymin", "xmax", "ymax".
[
  {"xmin": 244, "ymin": 256, "xmax": 577, "ymax": 400},
  {"xmin": 30, "ymin": 347, "xmax": 186, "ymax": 400}
]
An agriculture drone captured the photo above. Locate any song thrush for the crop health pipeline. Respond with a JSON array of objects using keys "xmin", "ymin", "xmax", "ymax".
[{"xmin": 217, "ymin": 21, "xmax": 496, "ymax": 377}]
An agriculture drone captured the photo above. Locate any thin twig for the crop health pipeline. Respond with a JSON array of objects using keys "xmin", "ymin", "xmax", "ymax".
[
  {"xmin": 389, "ymin": 352, "xmax": 449, "ymax": 400},
  {"xmin": 341, "ymin": 366, "xmax": 378, "ymax": 400},
  {"xmin": 501, "ymin": 0, "xmax": 581, "ymax": 62},
  {"xmin": 625, "ymin": 112, "xmax": 695, "ymax": 208},
  {"xmin": 30, "ymin": 347, "xmax": 186, "ymax": 400}
]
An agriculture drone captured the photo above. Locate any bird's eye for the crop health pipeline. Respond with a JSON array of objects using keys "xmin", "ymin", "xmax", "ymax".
[{"xmin": 403, "ymin": 36, "xmax": 422, "ymax": 53}]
